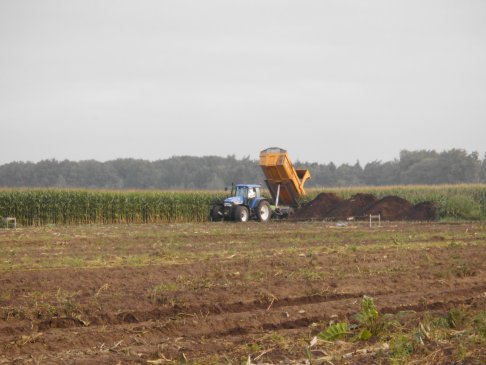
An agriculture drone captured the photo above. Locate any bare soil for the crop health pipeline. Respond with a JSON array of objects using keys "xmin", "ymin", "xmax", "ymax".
[
  {"xmin": 296, "ymin": 193, "xmax": 438, "ymax": 221},
  {"xmin": 0, "ymin": 221, "xmax": 484, "ymax": 364}
]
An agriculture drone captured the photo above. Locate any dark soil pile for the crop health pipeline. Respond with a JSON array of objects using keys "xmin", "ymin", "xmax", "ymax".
[
  {"xmin": 295, "ymin": 193, "xmax": 437, "ymax": 221},
  {"xmin": 296, "ymin": 192, "xmax": 341, "ymax": 219},
  {"xmin": 367, "ymin": 196, "xmax": 413, "ymax": 221},
  {"xmin": 327, "ymin": 193, "xmax": 378, "ymax": 218},
  {"xmin": 408, "ymin": 201, "xmax": 438, "ymax": 221}
]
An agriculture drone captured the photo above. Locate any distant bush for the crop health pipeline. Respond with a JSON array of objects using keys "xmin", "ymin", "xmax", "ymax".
[{"xmin": 440, "ymin": 195, "xmax": 481, "ymax": 220}]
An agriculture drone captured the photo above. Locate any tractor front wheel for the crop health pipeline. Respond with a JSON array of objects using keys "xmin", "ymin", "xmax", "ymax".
[
  {"xmin": 210, "ymin": 205, "xmax": 223, "ymax": 221},
  {"xmin": 234, "ymin": 205, "xmax": 249, "ymax": 222}
]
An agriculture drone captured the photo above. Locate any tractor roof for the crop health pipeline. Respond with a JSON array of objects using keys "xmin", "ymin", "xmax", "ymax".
[{"xmin": 235, "ymin": 184, "xmax": 262, "ymax": 188}]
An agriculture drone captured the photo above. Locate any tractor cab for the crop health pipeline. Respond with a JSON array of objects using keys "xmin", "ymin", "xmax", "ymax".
[
  {"xmin": 222, "ymin": 184, "xmax": 262, "ymax": 208},
  {"xmin": 231, "ymin": 184, "xmax": 261, "ymax": 203}
]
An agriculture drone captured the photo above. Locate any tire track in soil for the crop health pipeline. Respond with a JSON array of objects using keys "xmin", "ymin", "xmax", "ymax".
[
  {"xmin": 23, "ymin": 281, "xmax": 486, "ymax": 335},
  {"xmin": 157, "ymin": 283, "xmax": 486, "ymax": 339},
  {"xmin": 1, "ymin": 281, "xmax": 484, "ymax": 365}
]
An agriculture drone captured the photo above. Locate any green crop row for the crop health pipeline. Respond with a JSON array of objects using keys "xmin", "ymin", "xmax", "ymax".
[
  {"xmin": 0, "ymin": 184, "xmax": 485, "ymax": 226},
  {"xmin": 0, "ymin": 189, "xmax": 225, "ymax": 226}
]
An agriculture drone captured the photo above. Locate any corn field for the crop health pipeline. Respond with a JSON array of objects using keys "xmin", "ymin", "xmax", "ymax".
[
  {"xmin": 0, "ymin": 185, "xmax": 485, "ymax": 226},
  {"xmin": 0, "ymin": 189, "xmax": 226, "ymax": 226}
]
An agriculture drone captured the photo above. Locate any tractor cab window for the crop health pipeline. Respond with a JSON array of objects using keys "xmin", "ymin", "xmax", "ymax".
[
  {"xmin": 235, "ymin": 186, "xmax": 248, "ymax": 198},
  {"xmin": 235, "ymin": 186, "xmax": 260, "ymax": 199}
]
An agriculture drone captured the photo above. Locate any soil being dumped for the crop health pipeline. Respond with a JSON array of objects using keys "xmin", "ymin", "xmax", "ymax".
[{"xmin": 295, "ymin": 192, "xmax": 437, "ymax": 221}]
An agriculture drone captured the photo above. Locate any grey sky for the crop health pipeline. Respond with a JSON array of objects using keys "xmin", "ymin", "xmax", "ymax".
[{"xmin": 1, "ymin": 0, "xmax": 485, "ymax": 165}]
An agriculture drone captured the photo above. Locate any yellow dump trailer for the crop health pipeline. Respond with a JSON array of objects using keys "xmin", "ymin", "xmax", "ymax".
[{"xmin": 259, "ymin": 147, "xmax": 311, "ymax": 208}]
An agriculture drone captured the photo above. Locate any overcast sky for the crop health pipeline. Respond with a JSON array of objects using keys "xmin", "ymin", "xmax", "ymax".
[{"xmin": 0, "ymin": 1, "xmax": 485, "ymax": 165}]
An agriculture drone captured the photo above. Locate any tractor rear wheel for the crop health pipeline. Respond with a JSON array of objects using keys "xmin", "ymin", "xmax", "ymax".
[
  {"xmin": 234, "ymin": 205, "xmax": 249, "ymax": 222},
  {"xmin": 256, "ymin": 201, "xmax": 271, "ymax": 222}
]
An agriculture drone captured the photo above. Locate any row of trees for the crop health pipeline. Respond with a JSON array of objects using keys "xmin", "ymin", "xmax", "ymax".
[{"xmin": 0, "ymin": 149, "xmax": 485, "ymax": 189}]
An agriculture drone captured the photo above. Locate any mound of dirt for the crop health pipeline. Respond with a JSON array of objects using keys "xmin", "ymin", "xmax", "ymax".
[
  {"xmin": 408, "ymin": 201, "xmax": 438, "ymax": 221},
  {"xmin": 367, "ymin": 195, "xmax": 413, "ymax": 221},
  {"xmin": 327, "ymin": 193, "xmax": 378, "ymax": 219},
  {"xmin": 295, "ymin": 193, "xmax": 437, "ymax": 221},
  {"xmin": 296, "ymin": 192, "xmax": 342, "ymax": 219}
]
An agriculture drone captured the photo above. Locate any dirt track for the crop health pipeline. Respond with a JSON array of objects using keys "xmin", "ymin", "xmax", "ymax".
[{"xmin": 0, "ymin": 222, "xmax": 485, "ymax": 364}]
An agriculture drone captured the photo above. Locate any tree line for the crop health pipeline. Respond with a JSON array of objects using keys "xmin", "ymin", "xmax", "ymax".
[{"xmin": 0, "ymin": 149, "xmax": 485, "ymax": 189}]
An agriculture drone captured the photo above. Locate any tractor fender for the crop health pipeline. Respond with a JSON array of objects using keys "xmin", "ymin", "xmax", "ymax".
[{"xmin": 250, "ymin": 197, "xmax": 268, "ymax": 209}]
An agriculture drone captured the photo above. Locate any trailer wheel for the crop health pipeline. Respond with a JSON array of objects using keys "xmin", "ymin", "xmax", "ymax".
[
  {"xmin": 210, "ymin": 205, "xmax": 223, "ymax": 222},
  {"xmin": 256, "ymin": 201, "xmax": 271, "ymax": 222},
  {"xmin": 234, "ymin": 206, "xmax": 249, "ymax": 222}
]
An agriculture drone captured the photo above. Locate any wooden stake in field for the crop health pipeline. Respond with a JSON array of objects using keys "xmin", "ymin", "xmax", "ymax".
[
  {"xmin": 369, "ymin": 214, "xmax": 380, "ymax": 228},
  {"xmin": 4, "ymin": 217, "xmax": 16, "ymax": 229}
]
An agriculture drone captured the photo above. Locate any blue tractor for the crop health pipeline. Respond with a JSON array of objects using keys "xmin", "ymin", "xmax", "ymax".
[{"xmin": 210, "ymin": 184, "xmax": 272, "ymax": 222}]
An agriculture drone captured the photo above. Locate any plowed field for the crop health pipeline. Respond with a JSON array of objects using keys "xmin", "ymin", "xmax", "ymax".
[{"xmin": 1, "ymin": 222, "xmax": 485, "ymax": 364}]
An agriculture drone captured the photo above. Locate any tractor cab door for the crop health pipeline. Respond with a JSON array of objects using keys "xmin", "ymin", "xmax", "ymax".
[
  {"xmin": 248, "ymin": 187, "xmax": 262, "ymax": 209},
  {"xmin": 235, "ymin": 186, "xmax": 249, "ymax": 205}
]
